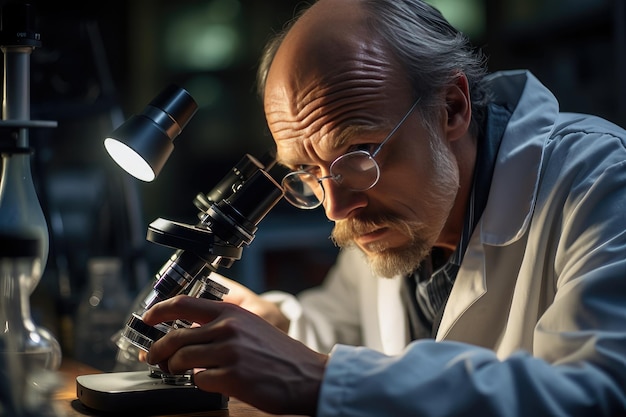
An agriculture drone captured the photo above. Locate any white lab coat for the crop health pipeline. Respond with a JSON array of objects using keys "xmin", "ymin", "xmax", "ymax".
[{"xmin": 263, "ymin": 70, "xmax": 626, "ymax": 416}]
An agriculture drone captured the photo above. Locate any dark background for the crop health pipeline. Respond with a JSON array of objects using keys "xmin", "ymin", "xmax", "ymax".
[{"xmin": 1, "ymin": 0, "xmax": 622, "ymax": 368}]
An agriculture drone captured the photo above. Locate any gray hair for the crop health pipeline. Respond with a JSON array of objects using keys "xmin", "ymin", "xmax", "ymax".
[{"xmin": 257, "ymin": 0, "xmax": 491, "ymax": 136}]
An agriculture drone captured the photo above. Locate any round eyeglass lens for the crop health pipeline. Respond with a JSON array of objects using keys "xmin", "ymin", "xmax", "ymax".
[
  {"xmin": 282, "ymin": 171, "xmax": 324, "ymax": 209},
  {"xmin": 331, "ymin": 151, "xmax": 380, "ymax": 191}
]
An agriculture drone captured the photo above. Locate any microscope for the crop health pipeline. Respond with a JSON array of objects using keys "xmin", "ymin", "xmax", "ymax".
[{"xmin": 76, "ymin": 150, "xmax": 288, "ymax": 414}]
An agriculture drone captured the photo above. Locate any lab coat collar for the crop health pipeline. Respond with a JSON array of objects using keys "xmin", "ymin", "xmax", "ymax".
[{"xmin": 479, "ymin": 70, "xmax": 558, "ymax": 245}]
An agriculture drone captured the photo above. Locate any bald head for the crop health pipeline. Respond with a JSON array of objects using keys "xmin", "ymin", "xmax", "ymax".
[
  {"xmin": 263, "ymin": 0, "xmax": 411, "ymax": 154},
  {"xmin": 258, "ymin": 0, "xmax": 490, "ymax": 143},
  {"xmin": 268, "ymin": 0, "xmax": 380, "ymax": 86}
]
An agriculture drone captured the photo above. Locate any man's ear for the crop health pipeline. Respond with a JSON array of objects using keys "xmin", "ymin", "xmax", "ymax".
[{"xmin": 444, "ymin": 72, "xmax": 472, "ymax": 142}]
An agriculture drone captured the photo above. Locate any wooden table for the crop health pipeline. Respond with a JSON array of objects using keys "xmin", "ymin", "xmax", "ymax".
[{"xmin": 54, "ymin": 358, "xmax": 305, "ymax": 417}]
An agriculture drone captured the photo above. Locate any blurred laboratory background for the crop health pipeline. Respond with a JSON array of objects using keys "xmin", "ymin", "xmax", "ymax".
[{"xmin": 3, "ymin": 0, "xmax": 623, "ymax": 370}]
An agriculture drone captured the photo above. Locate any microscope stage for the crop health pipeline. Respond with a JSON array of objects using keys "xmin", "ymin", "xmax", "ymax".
[{"xmin": 76, "ymin": 371, "xmax": 228, "ymax": 414}]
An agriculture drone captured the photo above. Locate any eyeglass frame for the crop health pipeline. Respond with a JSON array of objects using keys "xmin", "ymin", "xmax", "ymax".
[{"xmin": 281, "ymin": 96, "xmax": 422, "ymax": 209}]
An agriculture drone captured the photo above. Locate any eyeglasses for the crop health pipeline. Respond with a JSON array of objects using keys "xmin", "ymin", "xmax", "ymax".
[{"xmin": 281, "ymin": 97, "xmax": 421, "ymax": 209}]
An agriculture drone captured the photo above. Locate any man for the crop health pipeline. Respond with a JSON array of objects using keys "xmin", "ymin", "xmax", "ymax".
[{"xmin": 142, "ymin": 0, "xmax": 626, "ymax": 415}]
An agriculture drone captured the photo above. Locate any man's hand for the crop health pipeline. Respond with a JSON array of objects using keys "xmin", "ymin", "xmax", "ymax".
[
  {"xmin": 142, "ymin": 295, "xmax": 327, "ymax": 416},
  {"xmin": 212, "ymin": 274, "xmax": 290, "ymax": 332}
]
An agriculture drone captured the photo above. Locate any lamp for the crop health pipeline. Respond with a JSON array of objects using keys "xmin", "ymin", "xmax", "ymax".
[{"xmin": 104, "ymin": 84, "xmax": 198, "ymax": 181}]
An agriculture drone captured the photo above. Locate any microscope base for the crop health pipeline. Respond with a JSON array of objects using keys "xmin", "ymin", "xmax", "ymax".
[{"xmin": 76, "ymin": 371, "xmax": 228, "ymax": 414}]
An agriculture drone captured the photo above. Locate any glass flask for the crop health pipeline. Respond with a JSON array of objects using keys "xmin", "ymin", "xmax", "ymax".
[
  {"xmin": 0, "ymin": 234, "xmax": 61, "ymax": 372},
  {"xmin": 0, "ymin": 150, "xmax": 49, "ymax": 294}
]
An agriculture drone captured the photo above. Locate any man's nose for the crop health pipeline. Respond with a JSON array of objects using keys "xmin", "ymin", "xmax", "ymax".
[{"xmin": 322, "ymin": 179, "xmax": 368, "ymax": 221}]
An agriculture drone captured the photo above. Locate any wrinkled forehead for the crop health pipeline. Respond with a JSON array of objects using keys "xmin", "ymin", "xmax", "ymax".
[
  {"xmin": 263, "ymin": 2, "xmax": 409, "ymax": 163},
  {"xmin": 264, "ymin": 45, "xmax": 399, "ymax": 139}
]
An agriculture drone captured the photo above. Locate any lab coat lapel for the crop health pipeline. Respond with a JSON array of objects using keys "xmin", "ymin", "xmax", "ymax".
[{"xmin": 436, "ymin": 235, "xmax": 487, "ymax": 340}]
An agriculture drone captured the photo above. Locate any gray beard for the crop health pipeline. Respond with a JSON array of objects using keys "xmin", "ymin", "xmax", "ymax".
[{"xmin": 334, "ymin": 232, "xmax": 431, "ymax": 278}]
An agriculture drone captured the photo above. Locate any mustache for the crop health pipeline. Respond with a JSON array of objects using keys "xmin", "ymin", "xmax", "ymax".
[{"xmin": 331, "ymin": 212, "xmax": 420, "ymax": 246}]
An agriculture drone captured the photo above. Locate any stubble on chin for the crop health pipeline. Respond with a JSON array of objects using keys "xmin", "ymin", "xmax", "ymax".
[{"xmin": 331, "ymin": 216, "xmax": 433, "ymax": 278}]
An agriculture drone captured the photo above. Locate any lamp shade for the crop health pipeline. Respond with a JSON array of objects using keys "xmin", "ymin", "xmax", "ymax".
[{"xmin": 104, "ymin": 84, "xmax": 198, "ymax": 181}]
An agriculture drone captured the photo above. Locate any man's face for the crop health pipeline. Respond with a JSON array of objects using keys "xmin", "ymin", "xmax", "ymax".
[
  {"xmin": 267, "ymin": 89, "xmax": 460, "ymax": 277},
  {"xmin": 263, "ymin": 1, "xmax": 460, "ymax": 277},
  {"xmin": 330, "ymin": 121, "xmax": 459, "ymax": 277}
]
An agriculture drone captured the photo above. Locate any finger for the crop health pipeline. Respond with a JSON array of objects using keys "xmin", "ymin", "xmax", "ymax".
[
  {"xmin": 216, "ymin": 277, "xmax": 253, "ymax": 305},
  {"xmin": 204, "ymin": 273, "xmax": 250, "ymax": 305},
  {"xmin": 207, "ymin": 272, "xmax": 234, "ymax": 287},
  {"xmin": 146, "ymin": 319, "xmax": 233, "ymax": 367},
  {"xmin": 157, "ymin": 342, "xmax": 233, "ymax": 376},
  {"xmin": 142, "ymin": 294, "xmax": 226, "ymax": 326},
  {"xmin": 192, "ymin": 367, "xmax": 231, "ymax": 396}
]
